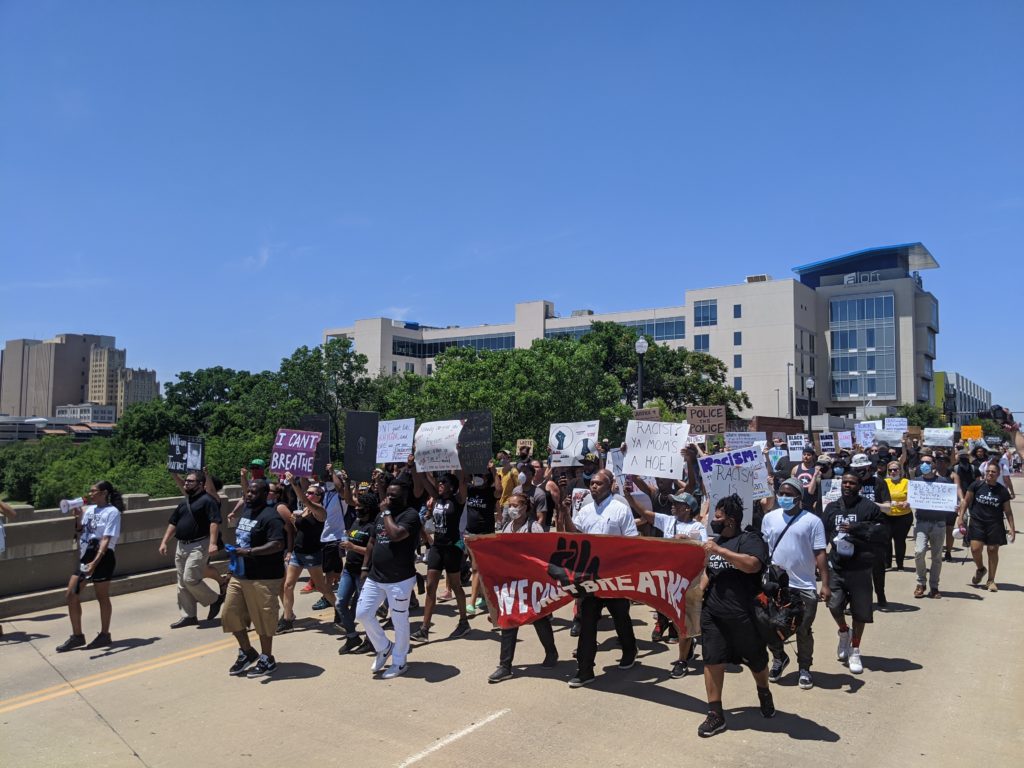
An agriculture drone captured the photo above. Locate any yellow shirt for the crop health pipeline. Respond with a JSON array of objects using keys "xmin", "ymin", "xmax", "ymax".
[
  {"xmin": 496, "ymin": 468, "xmax": 519, "ymax": 506},
  {"xmin": 885, "ymin": 477, "xmax": 911, "ymax": 515}
]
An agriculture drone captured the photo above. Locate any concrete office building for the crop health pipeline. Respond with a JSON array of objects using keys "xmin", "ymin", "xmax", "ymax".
[
  {"xmin": 324, "ymin": 243, "xmax": 942, "ymax": 419},
  {"xmin": 934, "ymin": 371, "xmax": 991, "ymax": 427},
  {"xmin": 116, "ymin": 368, "xmax": 159, "ymax": 418},
  {"xmin": 88, "ymin": 346, "xmax": 127, "ymax": 406},
  {"xmin": 55, "ymin": 402, "xmax": 117, "ymax": 423}
]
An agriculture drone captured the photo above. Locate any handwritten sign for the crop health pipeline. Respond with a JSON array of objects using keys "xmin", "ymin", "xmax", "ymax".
[
  {"xmin": 343, "ymin": 411, "xmax": 379, "ymax": 482},
  {"xmin": 822, "ymin": 478, "xmax": 843, "ymax": 505},
  {"xmin": 633, "ymin": 407, "xmax": 661, "ymax": 422},
  {"xmin": 818, "ymin": 433, "xmax": 836, "ymax": 454},
  {"xmin": 697, "ymin": 449, "xmax": 772, "ymax": 529},
  {"xmin": 271, "ymin": 429, "xmax": 323, "ymax": 478},
  {"xmin": 908, "ymin": 480, "xmax": 958, "ymax": 512},
  {"xmin": 885, "ymin": 418, "xmax": 908, "ymax": 433},
  {"xmin": 516, "ymin": 438, "xmax": 535, "ymax": 456},
  {"xmin": 624, "ymin": 420, "xmax": 690, "ymax": 480},
  {"xmin": 837, "ymin": 431, "xmax": 853, "ymax": 450},
  {"xmin": 874, "ymin": 429, "xmax": 904, "ymax": 445},
  {"xmin": 414, "ymin": 420, "xmax": 463, "ymax": 472},
  {"xmin": 855, "ymin": 422, "xmax": 876, "ymax": 447},
  {"xmin": 548, "ymin": 420, "xmax": 600, "ymax": 467},
  {"xmin": 725, "ymin": 431, "xmax": 766, "ymax": 450},
  {"xmin": 687, "ymin": 405, "xmax": 726, "ymax": 435},
  {"xmin": 961, "ymin": 425, "xmax": 982, "ymax": 440},
  {"xmin": 687, "ymin": 432, "xmax": 705, "ymax": 446},
  {"xmin": 167, "ymin": 434, "xmax": 204, "ymax": 474},
  {"xmin": 377, "ymin": 418, "xmax": 415, "ymax": 463},
  {"xmin": 923, "ymin": 428, "xmax": 954, "ymax": 447},
  {"xmin": 607, "ymin": 447, "xmax": 625, "ymax": 488}
]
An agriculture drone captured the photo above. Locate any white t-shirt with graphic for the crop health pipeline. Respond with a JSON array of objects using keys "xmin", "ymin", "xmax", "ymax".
[
  {"xmin": 79, "ymin": 504, "xmax": 121, "ymax": 556},
  {"xmin": 651, "ymin": 512, "xmax": 707, "ymax": 542}
]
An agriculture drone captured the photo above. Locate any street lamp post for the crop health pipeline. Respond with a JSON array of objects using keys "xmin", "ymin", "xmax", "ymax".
[
  {"xmin": 805, "ymin": 376, "xmax": 815, "ymax": 436},
  {"xmin": 635, "ymin": 337, "xmax": 649, "ymax": 409},
  {"xmin": 786, "ymin": 362, "xmax": 794, "ymax": 419},
  {"xmin": 775, "ymin": 388, "xmax": 780, "ymax": 417}
]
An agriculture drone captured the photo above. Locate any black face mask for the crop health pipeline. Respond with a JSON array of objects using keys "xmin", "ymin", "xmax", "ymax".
[{"xmin": 710, "ymin": 519, "xmax": 726, "ymax": 535}]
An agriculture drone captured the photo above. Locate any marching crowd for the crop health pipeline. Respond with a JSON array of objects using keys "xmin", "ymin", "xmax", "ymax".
[{"xmin": 36, "ymin": 409, "xmax": 1021, "ymax": 738}]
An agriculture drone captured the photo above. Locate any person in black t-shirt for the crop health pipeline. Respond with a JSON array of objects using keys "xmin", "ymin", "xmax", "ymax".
[
  {"xmin": 221, "ymin": 480, "xmax": 287, "ymax": 677},
  {"xmin": 465, "ymin": 465, "xmax": 501, "ymax": 616},
  {"xmin": 697, "ymin": 494, "xmax": 774, "ymax": 738},
  {"xmin": 956, "ymin": 463, "xmax": 1016, "ymax": 591},
  {"xmin": 336, "ymin": 490, "xmax": 379, "ymax": 654},
  {"xmin": 158, "ymin": 471, "xmax": 225, "ymax": 628},
  {"xmin": 278, "ymin": 475, "xmax": 335, "ymax": 633},
  {"xmin": 412, "ymin": 471, "xmax": 470, "ymax": 642}
]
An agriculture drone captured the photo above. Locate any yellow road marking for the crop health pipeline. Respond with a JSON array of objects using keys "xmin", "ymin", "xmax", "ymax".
[{"xmin": 0, "ymin": 638, "xmax": 237, "ymax": 715}]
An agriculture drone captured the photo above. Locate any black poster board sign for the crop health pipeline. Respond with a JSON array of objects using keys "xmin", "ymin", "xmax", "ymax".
[
  {"xmin": 298, "ymin": 413, "xmax": 332, "ymax": 478},
  {"xmin": 168, "ymin": 434, "xmax": 204, "ymax": 474},
  {"xmin": 343, "ymin": 410, "xmax": 379, "ymax": 482},
  {"xmin": 455, "ymin": 410, "xmax": 493, "ymax": 475}
]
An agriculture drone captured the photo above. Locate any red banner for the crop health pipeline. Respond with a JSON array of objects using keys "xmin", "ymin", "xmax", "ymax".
[{"xmin": 466, "ymin": 533, "xmax": 707, "ymax": 629}]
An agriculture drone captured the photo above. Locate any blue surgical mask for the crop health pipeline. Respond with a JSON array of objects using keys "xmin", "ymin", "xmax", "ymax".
[
  {"xmin": 778, "ymin": 496, "xmax": 797, "ymax": 512},
  {"xmin": 919, "ymin": 463, "xmax": 933, "ymax": 475}
]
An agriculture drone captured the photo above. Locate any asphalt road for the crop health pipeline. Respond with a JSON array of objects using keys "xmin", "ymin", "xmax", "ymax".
[{"xmin": 2, "ymin": 509, "xmax": 1022, "ymax": 768}]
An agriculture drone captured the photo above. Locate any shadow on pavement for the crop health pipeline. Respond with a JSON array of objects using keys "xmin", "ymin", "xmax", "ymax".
[
  {"xmin": 588, "ymin": 662, "xmax": 708, "ymax": 716},
  {"xmin": 403, "ymin": 661, "xmax": 460, "ymax": 683},
  {"xmin": 0, "ymin": 630, "xmax": 49, "ymax": 644},
  {"xmin": 258, "ymin": 661, "xmax": 324, "ymax": 683},
  {"xmin": 726, "ymin": 707, "xmax": 841, "ymax": 742},
  {"xmin": 859, "ymin": 656, "xmax": 922, "ymax": 674},
  {"xmin": 89, "ymin": 636, "xmax": 161, "ymax": 659},
  {"xmin": 877, "ymin": 602, "xmax": 920, "ymax": 613},
  {"xmin": 780, "ymin": 670, "xmax": 865, "ymax": 694},
  {"xmin": 938, "ymin": 590, "xmax": 984, "ymax": 600},
  {"xmin": 12, "ymin": 613, "xmax": 66, "ymax": 622}
]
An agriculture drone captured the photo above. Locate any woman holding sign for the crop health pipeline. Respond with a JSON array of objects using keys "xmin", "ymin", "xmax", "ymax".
[
  {"xmin": 875, "ymin": 462, "xmax": 913, "ymax": 571},
  {"xmin": 278, "ymin": 474, "xmax": 335, "ymax": 633}
]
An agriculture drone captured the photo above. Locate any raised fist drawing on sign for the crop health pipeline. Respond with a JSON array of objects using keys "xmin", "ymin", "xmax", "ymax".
[{"xmin": 547, "ymin": 537, "xmax": 601, "ymax": 589}]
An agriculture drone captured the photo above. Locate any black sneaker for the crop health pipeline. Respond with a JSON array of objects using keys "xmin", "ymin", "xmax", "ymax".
[
  {"xmin": 618, "ymin": 654, "xmax": 637, "ymax": 670},
  {"xmin": 697, "ymin": 710, "xmax": 727, "ymax": 737},
  {"xmin": 449, "ymin": 619, "xmax": 471, "ymax": 639},
  {"xmin": 354, "ymin": 638, "xmax": 375, "ymax": 654},
  {"xmin": 666, "ymin": 625, "xmax": 679, "ymax": 644},
  {"xmin": 170, "ymin": 616, "xmax": 199, "ymax": 629},
  {"xmin": 569, "ymin": 619, "xmax": 581, "ymax": 637},
  {"xmin": 568, "ymin": 671, "xmax": 595, "ymax": 688},
  {"xmin": 249, "ymin": 654, "xmax": 277, "ymax": 676},
  {"xmin": 541, "ymin": 652, "xmax": 559, "ymax": 668},
  {"xmin": 410, "ymin": 625, "xmax": 430, "ymax": 643},
  {"xmin": 488, "ymin": 666, "xmax": 513, "ymax": 684},
  {"xmin": 670, "ymin": 660, "xmax": 689, "ymax": 679},
  {"xmin": 207, "ymin": 593, "xmax": 225, "ymax": 621},
  {"xmin": 85, "ymin": 632, "xmax": 111, "ymax": 649},
  {"xmin": 758, "ymin": 687, "xmax": 776, "ymax": 718},
  {"xmin": 56, "ymin": 634, "xmax": 86, "ymax": 653},
  {"xmin": 768, "ymin": 652, "xmax": 790, "ymax": 683},
  {"xmin": 338, "ymin": 635, "xmax": 363, "ymax": 655},
  {"xmin": 229, "ymin": 647, "xmax": 259, "ymax": 676},
  {"xmin": 311, "ymin": 597, "xmax": 331, "ymax": 611},
  {"xmin": 276, "ymin": 617, "xmax": 294, "ymax": 634}
]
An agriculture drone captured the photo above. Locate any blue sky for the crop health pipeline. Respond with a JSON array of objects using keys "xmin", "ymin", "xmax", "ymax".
[{"xmin": 1, "ymin": 2, "xmax": 1021, "ymax": 409}]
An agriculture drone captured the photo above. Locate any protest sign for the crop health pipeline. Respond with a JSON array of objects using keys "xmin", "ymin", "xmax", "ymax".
[
  {"xmin": 624, "ymin": 420, "xmax": 690, "ymax": 480},
  {"xmin": 607, "ymin": 447, "xmax": 625, "ymax": 488},
  {"xmin": 768, "ymin": 447, "xmax": 786, "ymax": 470},
  {"xmin": 455, "ymin": 410, "xmax": 494, "ymax": 474},
  {"xmin": 788, "ymin": 450, "xmax": 805, "ymax": 463},
  {"xmin": 923, "ymin": 428, "xmax": 954, "ymax": 447},
  {"xmin": 414, "ymin": 420, "xmax": 464, "ymax": 472},
  {"xmin": 855, "ymin": 422, "xmax": 877, "ymax": 447},
  {"xmin": 571, "ymin": 488, "xmax": 593, "ymax": 514},
  {"xmin": 874, "ymin": 429, "xmax": 903, "ymax": 444},
  {"xmin": 516, "ymin": 438, "xmax": 535, "ymax": 456},
  {"xmin": 787, "ymin": 434, "xmax": 806, "ymax": 450},
  {"xmin": 633, "ymin": 407, "xmax": 661, "ymax": 422},
  {"xmin": 343, "ymin": 411, "xmax": 379, "ymax": 482},
  {"xmin": 885, "ymin": 417, "xmax": 908, "ymax": 433},
  {"xmin": 772, "ymin": 431, "xmax": 787, "ymax": 442},
  {"xmin": 167, "ymin": 434, "xmax": 204, "ymax": 474},
  {"xmin": 698, "ymin": 449, "xmax": 772, "ymax": 529},
  {"xmin": 818, "ymin": 433, "xmax": 836, "ymax": 453},
  {"xmin": 822, "ymin": 478, "xmax": 843, "ymax": 505},
  {"xmin": 907, "ymin": 426, "xmax": 923, "ymax": 441},
  {"xmin": 908, "ymin": 480, "xmax": 958, "ymax": 512},
  {"xmin": 468, "ymin": 533, "xmax": 706, "ymax": 630},
  {"xmin": 686, "ymin": 432, "xmax": 705, "ymax": 446},
  {"xmin": 299, "ymin": 413, "xmax": 332, "ymax": 477},
  {"xmin": 271, "ymin": 429, "xmax": 323, "ymax": 478},
  {"xmin": 687, "ymin": 405, "xmax": 726, "ymax": 435},
  {"xmin": 961, "ymin": 425, "xmax": 983, "ymax": 440},
  {"xmin": 837, "ymin": 431, "xmax": 853, "ymax": 450},
  {"xmin": 548, "ymin": 420, "xmax": 600, "ymax": 467},
  {"xmin": 377, "ymin": 418, "xmax": 415, "ymax": 463},
  {"xmin": 725, "ymin": 431, "xmax": 766, "ymax": 450}
]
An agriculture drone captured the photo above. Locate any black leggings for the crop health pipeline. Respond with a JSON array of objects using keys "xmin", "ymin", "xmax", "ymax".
[{"xmin": 884, "ymin": 513, "xmax": 914, "ymax": 569}]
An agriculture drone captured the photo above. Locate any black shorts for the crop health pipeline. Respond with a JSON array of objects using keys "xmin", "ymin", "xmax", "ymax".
[
  {"xmin": 828, "ymin": 567, "xmax": 873, "ymax": 624},
  {"xmin": 321, "ymin": 542, "xmax": 343, "ymax": 574},
  {"xmin": 426, "ymin": 543, "xmax": 463, "ymax": 574},
  {"xmin": 968, "ymin": 517, "xmax": 1007, "ymax": 546},
  {"xmin": 699, "ymin": 610, "xmax": 768, "ymax": 672},
  {"xmin": 77, "ymin": 549, "xmax": 116, "ymax": 584}
]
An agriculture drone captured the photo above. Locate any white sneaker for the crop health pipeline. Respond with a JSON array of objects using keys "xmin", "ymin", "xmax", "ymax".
[
  {"xmin": 381, "ymin": 662, "xmax": 408, "ymax": 679},
  {"xmin": 848, "ymin": 648, "xmax": 863, "ymax": 674},
  {"xmin": 371, "ymin": 641, "xmax": 394, "ymax": 674},
  {"xmin": 837, "ymin": 629, "xmax": 851, "ymax": 663}
]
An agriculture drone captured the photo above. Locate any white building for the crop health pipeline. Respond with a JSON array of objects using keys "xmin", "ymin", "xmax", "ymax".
[
  {"xmin": 55, "ymin": 402, "xmax": 117, "ymax": 423},
  {"xmin": 325, "ymin": 243, "xmax": 945, "ymax": 419}
]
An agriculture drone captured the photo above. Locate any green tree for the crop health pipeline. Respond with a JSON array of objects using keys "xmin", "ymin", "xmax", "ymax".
[{"xmin": 896, "ymin": 403, "xmax": 948, "ymax": 428}]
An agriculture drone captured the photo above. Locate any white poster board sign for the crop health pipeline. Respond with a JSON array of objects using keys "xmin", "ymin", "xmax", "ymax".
[
  {"xmin": 787, "ymin": 434, "xmax": 807, "ymax": 450},
  {"xmin": 606, "ymin": 447, "xmax": 625, "ymax": 488},
  {"xmin": 923, "ymin": 428, "xmax": 954, "ymax": 447},
  {"xmin": 698, "ymin": 448, "xmax": 772, "ymax": 529},
  {"xmin": 874, "ymin": 429, "xmax": 904, "ymax": 444},
  {"xmin": 822, "ymin": 478, "xmax": 843, "ymax": 505},
  {"xmin": 414, "ymin": 420, "xmax": 463, "ymax": 472},
  {"xmin": 855, "ymin": 422, "xmax": 877, "ymax": 447},
  {"xmin": 818, "ymin": 433, "xmax": 836, "ymax": 453},
  {"xmin": 837, "ymin": 431, "xmax": 853, "ymax": 450},
  {"xmin": 377, "ymin": 418, "xmax": 415, "ymax": 463},
  {"xmin": 548, "ymin": 420, "xmax": 600, "ymax": 467},
  {"xmin": 725, "ymin": 431, "xmax": 767, "ymax": 450},
  {"xmin": 624, "ymin": 420, "xmax": 690, "ymax": 480},
  {"xmin": 687, "ymin": 432, "xmax": 705, "ymax": 446},
  {"xmin": 908, "ymin": 480, "xmax": 958, "ymax": 512},
  {"xmin": 885, "ymin": 418, "xmax": 908, "ymax": 433}
]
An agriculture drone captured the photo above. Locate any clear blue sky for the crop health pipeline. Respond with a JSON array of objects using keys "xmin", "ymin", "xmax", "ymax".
[{"xmin": 2, "ymin": 2, "xmax": 1021, "ymax": 409}]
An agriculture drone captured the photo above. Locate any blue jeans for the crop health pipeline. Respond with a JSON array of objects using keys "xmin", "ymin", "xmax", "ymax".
[{"xmin": 335, "ymin": 569, "xmax": 361, "ymax": 637}]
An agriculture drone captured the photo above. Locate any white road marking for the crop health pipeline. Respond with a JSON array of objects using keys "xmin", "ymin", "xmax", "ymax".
[{"xmin": 397, "ymin": 708, "xmax": 511, "ymax": 767}]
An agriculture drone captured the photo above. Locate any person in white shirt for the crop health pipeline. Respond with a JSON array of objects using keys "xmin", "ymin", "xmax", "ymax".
[
  {"xmin": 555, "ymin": 469, "xmax": 639, "ymax": 688},
  {"xmin": 760, "ymin": 478, "xmax": 830, "ymax": 690}
]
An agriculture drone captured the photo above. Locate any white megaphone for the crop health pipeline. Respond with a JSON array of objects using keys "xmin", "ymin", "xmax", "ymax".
[{"xmin": 60, "ymin": 497, "xmax": 86, "ymax": 515}]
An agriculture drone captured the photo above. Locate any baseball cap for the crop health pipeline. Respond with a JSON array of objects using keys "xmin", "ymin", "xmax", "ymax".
[
  {"xmin": 850, "ymin": 453, "xmax": 872, "ymax": 468},
  {"xmin": 816, "ymin": 455, "xmax": 834, "ymax": 464},
  {"xmin": 668, "ymin": 492, "xmax": 699, "ymax": 512},
  {"xmin": 582, "ymin": 453, "xmax": 599, "ymax": 463}
]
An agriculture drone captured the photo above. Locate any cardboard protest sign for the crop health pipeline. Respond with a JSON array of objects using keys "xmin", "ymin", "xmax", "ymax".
[
  {"xmin": 885, "ymin": 417, "xmax": 908, "ymax": 433},
  {"xmin": 548, "ymin": 420, "xmax": 600, "ymax": 467},
  {"xmin": 516, "ymin": 438, "xmax": 534, "ymax": 456},
  {"xmin": 855, "ymin": 422, "xmax": 877, "ymax": 447},
  {"xmin": 633, "ymin": 407, "xmax": 661, "ymax": 422},
  {"xmin": 908, "ymin": 480, "xmax": 958, "ymax": 512},
  {"xmin": 697, "ymin": 449, "xmax": 772, "ymax": 529},
  {"xmin": 725, "ymin": 431, "xmax": 767, "ymax": 450},
  {"xmin": 837, "ymin": 431, "xmax": 853, "ymax": 450},
  {"xmin": 414, "ymin": 420, "xmax": 464, "ymax": 472},
  {"xmin": 624, "ymin": 420, "xmax": 690, "ymax": 480},
  {"xmin": 468, "ymin": 533, "xmax": 707, "ymax": 630},
  {"xmin": 818, "ymin": 433, "xmax": 836, "ymax": 454},
  {"xmin": 687, "ymin": 405, "xmax": 726, "ymax": 435},
  {"xmin": 343, "ymin": 411, "xmax": 379, "ymax": 482},
  {"xmin": 299, "ymin": 413, "xmax": 332, "ymax": 478},
  {"xmin": 271, "ymin": 429, "xmax": 323, "ymax": 478},
  {"xmin": 923, "ymin": 428, "xmax": 954, "ymax": 447},
  {"xmin": 961, "ymin": 425, "xmax": 983, "ymax": 440},
  {"xmin": 907, "ymin": 426, "xmax": 923, "ymax": 441},
  {"xmin": 607, "ymin": 447, "xmax": 625, "ymax": 488},
  {"xmin": 377, "ymin": 418, "xmax": 415, "ymax": 463},
  {"xmin": 455, "ymin": 410, "xmax": 494, "ymax": 474},
  {"xmin": 167, "ymin": 434, "xmax": 204, "ymax": 474}
]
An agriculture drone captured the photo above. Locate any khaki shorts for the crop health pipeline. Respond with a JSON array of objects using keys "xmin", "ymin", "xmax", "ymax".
[
  {"xmin": 683, "ymin": 583, "xmax": 704, "ymax": 639},
  {"xmin": 221, "ymin": 577, "xmax": 282, "ymax": 637}
]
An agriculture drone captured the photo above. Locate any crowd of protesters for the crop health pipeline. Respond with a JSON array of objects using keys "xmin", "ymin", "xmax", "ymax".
[{"xmin": 37, "ymin": 408, "xmax": 1021, "ymax": 738}]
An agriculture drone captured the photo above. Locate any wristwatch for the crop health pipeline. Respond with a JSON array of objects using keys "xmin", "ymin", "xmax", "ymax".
[{"xmin": 383, "ymin": 510, "xmax": 392, "ymax": 517}]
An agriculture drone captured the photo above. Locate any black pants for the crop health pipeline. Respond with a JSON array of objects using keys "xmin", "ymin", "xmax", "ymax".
[
  {"xmin": 884, "ymin": 514, "xmax": 913, "ymax": 569},
  {"xmin": 575, "ymin": 596, "xmax": 637, "ymax": 676},
  {"xmin": 499, "ymin": 616, "xmax": 556, "ymax": 669}
]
